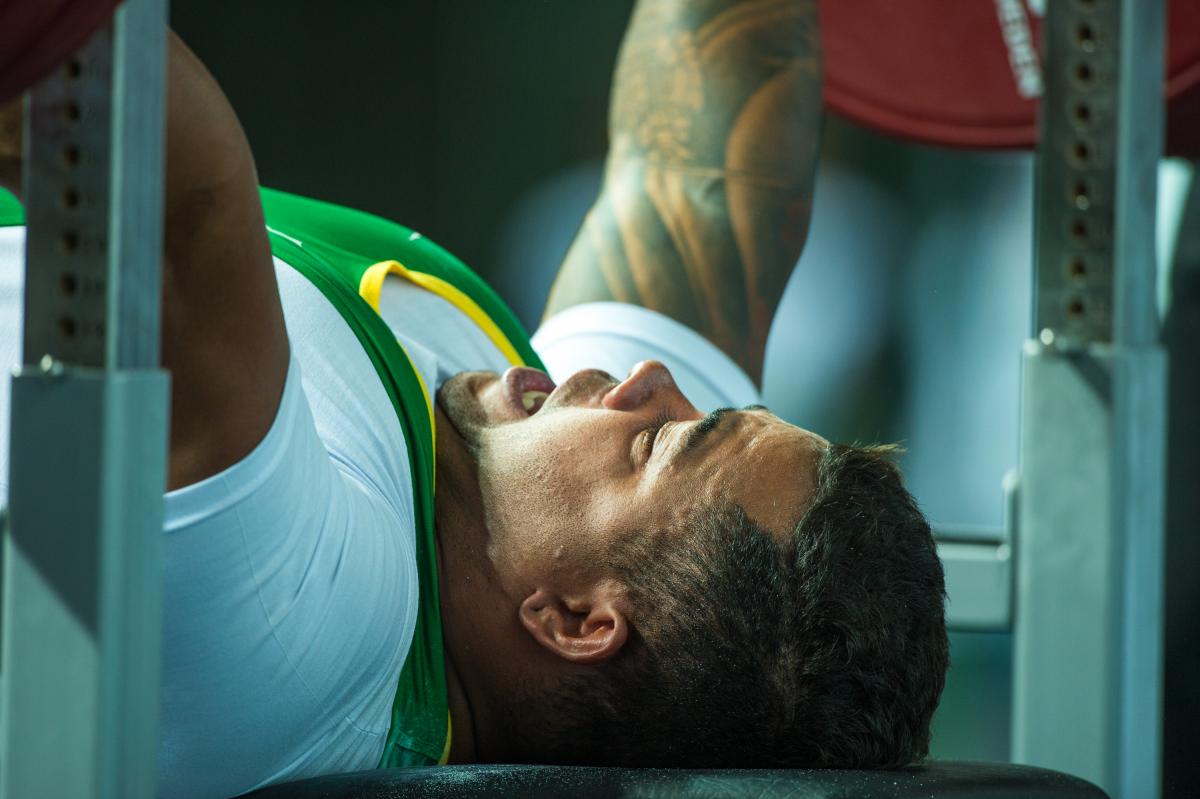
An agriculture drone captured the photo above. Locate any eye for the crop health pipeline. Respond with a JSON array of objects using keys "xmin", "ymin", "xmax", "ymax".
[{"xmin": 640, "ymin": 410, "xmax": 673, "ymax": 464}]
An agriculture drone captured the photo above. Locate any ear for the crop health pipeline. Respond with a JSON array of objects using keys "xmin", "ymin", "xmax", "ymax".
[{"xmin": 518, "ymin": 581, "xmax": 630, "ymax": 665}]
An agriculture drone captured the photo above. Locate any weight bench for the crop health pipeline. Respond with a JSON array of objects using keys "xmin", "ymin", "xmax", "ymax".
[{"xmin": 242, "ymin": 761, "xmax": 1107, "ymax": 799}]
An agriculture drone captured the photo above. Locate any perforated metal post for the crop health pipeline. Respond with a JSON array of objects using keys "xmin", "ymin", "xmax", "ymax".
[
  {"xmin": 1013, "ymin": 0, "xmax": 1167, "ymax": 796},
  {"xmin": 2, "ymin": 1, "xmax": 169, "ymax": 797}
]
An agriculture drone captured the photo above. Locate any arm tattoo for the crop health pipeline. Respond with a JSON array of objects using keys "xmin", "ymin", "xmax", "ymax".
[{"xmin": 544, "ymin": 0, "xmax": 822, "ymax": 385}]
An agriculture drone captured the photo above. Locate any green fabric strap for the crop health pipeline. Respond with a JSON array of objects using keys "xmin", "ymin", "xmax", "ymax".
[{"xmin": 1, "ymin": 188, "xmax": 23, "ymax": 226}]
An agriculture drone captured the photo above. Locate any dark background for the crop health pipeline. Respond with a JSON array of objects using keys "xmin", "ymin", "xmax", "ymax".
[{"xmin": 172, "ymin": 0, "xmax": 632, "ymax": 311}]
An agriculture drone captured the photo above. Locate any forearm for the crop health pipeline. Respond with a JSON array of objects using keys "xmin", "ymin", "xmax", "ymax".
[{"xmin": 545, "ymin": 0, "xmax": 821, "ymax": 383}]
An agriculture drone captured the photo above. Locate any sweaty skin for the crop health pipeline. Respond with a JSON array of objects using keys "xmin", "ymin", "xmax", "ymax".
[
  {"xmin": 431, "ymin": 360, "xmax": 827, "ymax": 762},
  {"xmin": 440, "ymin": 361, "xmax": 824, "ymax": 553}
]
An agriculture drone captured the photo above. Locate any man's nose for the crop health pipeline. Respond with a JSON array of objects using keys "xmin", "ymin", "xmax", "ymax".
[{"xmin": 601, "ymin": 360, "xmax": 693, "ymax": 412}]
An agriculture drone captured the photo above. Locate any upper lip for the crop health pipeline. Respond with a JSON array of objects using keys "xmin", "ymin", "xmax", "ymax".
[{"xmin": 545, "ymin": 368, "xmax": 618, "ymax": 412}]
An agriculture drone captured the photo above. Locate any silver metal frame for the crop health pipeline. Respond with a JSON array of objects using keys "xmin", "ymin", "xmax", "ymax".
[
  {"xmin": 938, "ymin": 536, "xmax": 1013, "ymax": 633},
  {"xmin": 2, "ymin": 1, "xmax": 168, "ymax": 796},
  {"xmin": 1012, "ymin": 1, "xmax": 1168, "ymax": 796},
  {"xmin": 937, "ymin": 470, "xmax": 1018, "ymax": 633}
]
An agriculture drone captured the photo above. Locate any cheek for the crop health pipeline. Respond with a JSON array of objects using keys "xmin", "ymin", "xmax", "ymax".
[
  {"xmin": 481, "ymin": 422, "xmax": 573, "ymax": 496},
  {"xmin": 481, "ymin": 411, "xmax": 610, "ymax": 496},
  {"xmin": 477, "ymin": 417, "xmax": 632, "ymax": 561},
  {"xmin": 476, "ymin": 425, "xmax": 586, "ymax": 543}
]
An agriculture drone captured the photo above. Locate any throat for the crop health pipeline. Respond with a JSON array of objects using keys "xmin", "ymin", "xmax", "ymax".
[{"xmin": 443, "ymin": 646, "xmax": 478, "ymax": 763}]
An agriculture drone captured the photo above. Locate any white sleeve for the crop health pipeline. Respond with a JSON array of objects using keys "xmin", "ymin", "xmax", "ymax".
[
  {"xmin": 159, "ymin": 354, "xmax": 417, "ymax": 798},
  {"xmin": 0, "ymin": 226, "xmax": 25, "ymax": 506},
  {"xmin": 531, "ymin": 302, "xmax": 760, "ymax": 412}
]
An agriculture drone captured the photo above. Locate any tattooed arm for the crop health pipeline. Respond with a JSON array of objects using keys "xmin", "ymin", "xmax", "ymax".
[{"xmin": 543, "ymin": 0, "xmax": 821, "ymax": 385}]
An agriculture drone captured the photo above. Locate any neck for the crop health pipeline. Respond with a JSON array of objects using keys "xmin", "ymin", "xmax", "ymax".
[
  {"xmin": 443, "ymin": 645, "xmax": 478, "ymax": 762},
  {"xmin": 434, "ymin": 513, "xmax": 478, "ymax": 762},
  {"xmin": 434, "ymin": 404, "xmax": 524, "ymax": 764}
]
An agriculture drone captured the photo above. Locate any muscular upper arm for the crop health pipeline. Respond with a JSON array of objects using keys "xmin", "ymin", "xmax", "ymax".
[
  {"xmin": 543, "ymin": 0, "xmax": 821, "ymax": 384},
  {"xmin": 161, "ymin": 33, "xmax": 288, "ymax": 489}
]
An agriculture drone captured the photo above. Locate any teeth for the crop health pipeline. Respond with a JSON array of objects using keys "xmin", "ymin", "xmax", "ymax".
[{"xmin": 522, "ymin": 390, "xmax": 549, "ymax": 413}]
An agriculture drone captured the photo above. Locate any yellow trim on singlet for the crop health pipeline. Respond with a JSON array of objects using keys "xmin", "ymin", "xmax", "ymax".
[
  {"xmin": 357, "ymin": 261, "xmax": 438, "ymax": 452},
  {"xmin": 358, "ymin": 259, "xmax": 400, "ymax": 312},
  {"xmin": 438, "ymin": 712, "xmax": 453, "ymax": 765},
  {"xmin": 360, "ymin": 260, "xmax": 526, "ymax": 368},
  {"xmin": 357, "ymin": 258, "xmax": 529, "ymax": 529}
]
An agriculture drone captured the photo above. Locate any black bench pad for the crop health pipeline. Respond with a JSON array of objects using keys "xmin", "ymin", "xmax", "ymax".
[{"xmin": 242, "ymin": 760, "xmax": 1108, "ymax": 799}]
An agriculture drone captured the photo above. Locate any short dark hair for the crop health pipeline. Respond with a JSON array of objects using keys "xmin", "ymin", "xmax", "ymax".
[{"xmin": 517, "ymin": 443, "xmax": 948, "ymax": 769}]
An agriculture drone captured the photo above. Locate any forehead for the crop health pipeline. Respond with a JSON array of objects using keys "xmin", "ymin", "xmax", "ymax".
[{"xmin": 656, "ymin": 411, "xmax": 827, "ymax": 538}]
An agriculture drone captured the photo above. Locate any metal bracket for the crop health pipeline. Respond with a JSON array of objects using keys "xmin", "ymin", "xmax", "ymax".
[
  {"xmin": 2, "ymin": 1, "xmax": 168, "ymax": 797},
  {"xmin": 936, "ymin": 472, "xmax": 1018, "ymax": 633},
  {"xmin": 1033, "ymin": 0, "xmax": 1120, "ymax": 347},
  {"xmin": 20, "ymin": 0, "xmax": 165, "ymax": 370},
  {"xmin": 1016, "ymin": 1, "xmax": 1167, "ymax": 796}
]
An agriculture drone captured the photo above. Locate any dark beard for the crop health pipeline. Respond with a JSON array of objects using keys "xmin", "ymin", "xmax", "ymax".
[{"xmin": 436, "ymin": 371, "xmax": 491, "ymax": 456}]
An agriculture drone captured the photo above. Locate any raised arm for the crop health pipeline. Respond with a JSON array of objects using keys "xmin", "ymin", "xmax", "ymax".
[
  {"xmin": 2, "ymin": 34, "xmax": 286, "ymax": 490},
  {"xmin": 543, "ymin": 0, "xmax": 821, "ymax": 384},
  {"xmin": 160, "ymin": 32, "xmax": 289, "ymax": 489}
]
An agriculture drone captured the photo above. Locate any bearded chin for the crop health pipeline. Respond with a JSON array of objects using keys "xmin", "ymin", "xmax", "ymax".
[{"xmin": 436, "ymin": 377, "xmax": 488, "ymax": 453}]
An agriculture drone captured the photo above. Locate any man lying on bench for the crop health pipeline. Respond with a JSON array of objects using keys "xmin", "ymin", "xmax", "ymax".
[{"xmin": 0, "ymin": 1, "xmax": 948, "ymax": 797}]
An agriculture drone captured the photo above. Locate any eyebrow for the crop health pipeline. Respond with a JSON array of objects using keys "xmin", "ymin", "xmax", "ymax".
[{"xmin": 682, "ymin": 404, "xmax": 768, "ymax": 454}]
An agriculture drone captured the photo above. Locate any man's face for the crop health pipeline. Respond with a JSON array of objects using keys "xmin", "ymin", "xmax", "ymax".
[{"xmin": 436, "ymin": 360, "xmax": 827, "ymax": 591}]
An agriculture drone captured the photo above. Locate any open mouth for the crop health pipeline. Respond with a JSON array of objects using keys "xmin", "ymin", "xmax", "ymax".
[
  {"xmin": 503, "ymin": 366, "xmax": 557, "ymax": 417},
  {"xmin": 433, "ymin": 367, "xmax": 560, "ymax": 453}
]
